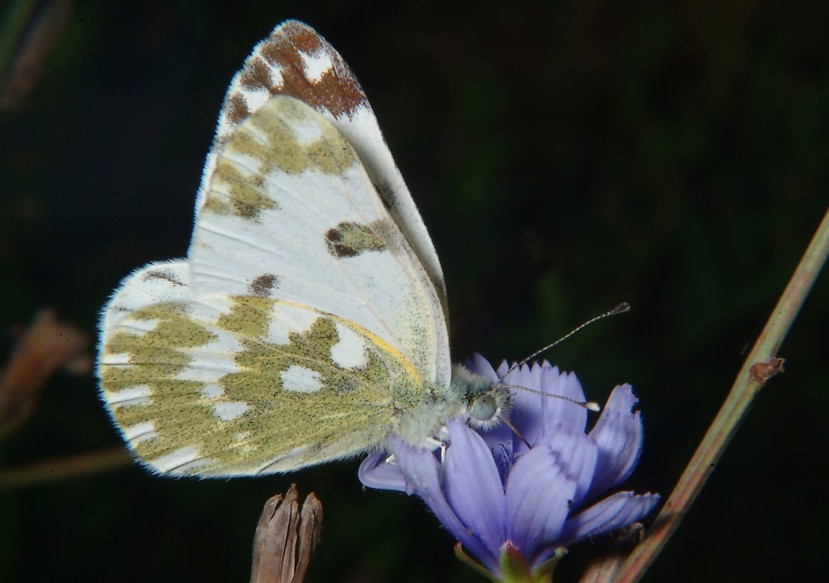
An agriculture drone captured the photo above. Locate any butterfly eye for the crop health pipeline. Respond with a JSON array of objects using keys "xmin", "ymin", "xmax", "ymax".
[{"xmin": 469, "ymin": 393, "xmax": 497, "ymax": 423}]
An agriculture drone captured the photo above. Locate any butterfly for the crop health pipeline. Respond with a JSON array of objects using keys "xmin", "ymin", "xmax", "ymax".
[{"xmin": 97, "ymin": 20, "xmax": 510, "ymax": 477}]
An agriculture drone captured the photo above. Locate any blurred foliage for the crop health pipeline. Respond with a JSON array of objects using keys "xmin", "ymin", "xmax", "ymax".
[{"xmin": 1, "ymin": 1, "xmax": 827, "ymax": 582}]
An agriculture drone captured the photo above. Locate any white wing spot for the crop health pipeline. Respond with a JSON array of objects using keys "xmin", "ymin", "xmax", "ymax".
[
  {"xmin": 123, "ymin": 421, "xmax": 157, "ymax": 444},
  {"xmin": 151, "ymin": 445, "xmax": 202, "ymax": 472},
  {"xmin": 300, "ymin": 49, "xmax": 333, "ymax": 83},
  {"xmin": 268, "ymin": 308, "xmax": 318, "ymax": 344},
  {"xmin": 281, "ymin": 365, "xmax": 322, "ymax": 393},
  {"xmin": 257, "ymin": 446, "xmax": 311, "ymax": 474},
  {"xmin": 233, "ymin": 432, "xmax": 250, "ymax": 444},
  {"xmin": 213, "ymin": 401, "xmax": 249, "ymax": 421},
  {"xmin": 288, "ymin": 111, "xmax": 325, "ymax": 146},
  {"xmin": 200, "ymin": 384, "xmax": 224, "ymax": 399},
  {"xmin": 231, "ymin": 432, "xmax": 258, "ymax": 454},
  {"xmin": 101, "ymin": 352, "xmax": 129, "ymax": 365},
  {"xmin": 108, "ymin": 385, "xmax": 152, "ymax": 406},
  {"xmin": 331, "ymin": 323, "xmax": 368, "ymax": 369}
]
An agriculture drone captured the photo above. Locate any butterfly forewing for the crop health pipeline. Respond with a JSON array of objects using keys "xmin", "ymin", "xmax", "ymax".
[
  {"xmin": 192, "ymin": 96, "xmax": 449, "ymax": 386},
  {"xmin": 197, "ymin": 20, "xmax": 448, "ymax": 317}
]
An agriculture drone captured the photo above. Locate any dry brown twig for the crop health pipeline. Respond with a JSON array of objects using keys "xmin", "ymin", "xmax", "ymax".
[
  {"xmin": 0, "ymin": 308, "xmax": 92, "ymax": 434},
  {"xmin": 0, "ymin": 0, "xmax": 73, "ymax": 110}
]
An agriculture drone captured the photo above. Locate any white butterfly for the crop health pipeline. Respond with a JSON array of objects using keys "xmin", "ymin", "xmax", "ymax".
[{"xmin": 97, "ymin": 20, "xmax": 509, "ymax": 477}]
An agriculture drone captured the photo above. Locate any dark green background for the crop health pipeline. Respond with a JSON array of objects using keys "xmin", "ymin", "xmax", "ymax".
[{"xmin": 2, "ymin": 1, "xmax": 827, "ymax": 581}]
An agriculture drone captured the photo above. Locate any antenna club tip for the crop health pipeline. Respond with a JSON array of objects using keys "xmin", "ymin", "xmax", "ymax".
[
  {"xmin": 585, "ymin": 401, "xmax": 601, "ymax": 412},
  {"xmin": 611, "ymin": 302, "xmax": 631, "ymax": 314}
]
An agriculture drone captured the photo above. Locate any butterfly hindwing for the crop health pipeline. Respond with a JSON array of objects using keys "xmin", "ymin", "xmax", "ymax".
[
  {"xmin": 100, "ymin": 293, "xmax": 426, "ymax": 476},
  {"xmin": 100, "ymin": 261, "xmax": 191, "ymax": 333}
]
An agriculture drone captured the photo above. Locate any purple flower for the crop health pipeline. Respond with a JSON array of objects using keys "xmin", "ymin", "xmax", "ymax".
[{"xmin": 359, "ymin": 356, "xmax": 659, "ymax": 579}]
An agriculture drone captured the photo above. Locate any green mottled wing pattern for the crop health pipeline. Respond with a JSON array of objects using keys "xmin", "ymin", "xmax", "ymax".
[
  {"xmin": 101, "ymin": 295, "xmax": 426, "ymax": 476},
  {"xmin": 99, "ymin": 96, "xmax": 455, "ymax": 477}
]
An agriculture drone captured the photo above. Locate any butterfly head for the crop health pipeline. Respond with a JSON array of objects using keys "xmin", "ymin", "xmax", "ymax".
[{"xmin": 450, "ymin": 364, "xmax": 511, "ymax": 431}]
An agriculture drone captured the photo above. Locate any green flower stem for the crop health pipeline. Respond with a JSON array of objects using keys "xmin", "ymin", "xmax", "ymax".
[
  {"xmin": 455, "ymin": 542, "xmax": 567, "ymax": 583},
  {"xmin": 499, "ymin": 543, "xmax": 535, "ymax": 583},
  {"xmin": 617, "ymin": 207, "xmax": 829, "ymax": 583}
]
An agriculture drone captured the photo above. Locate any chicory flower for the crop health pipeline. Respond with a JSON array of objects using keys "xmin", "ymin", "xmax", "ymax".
[{"xmin": 359, "ymin": 356, "xmax": 659, "ymax": 581}]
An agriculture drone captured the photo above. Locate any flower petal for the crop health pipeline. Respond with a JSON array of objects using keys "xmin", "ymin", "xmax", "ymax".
[
  {"xmin": 501, "ymin": 363, "xmax": 545, "ymax": 453},
  {"xmin": 444, "ymin": 419, "xmax": 508, "ymax": 556},
  {"xmin": 392, "ymin": 436, "xmax": 500, "ymax": 573},
  {"xmin": 503, "ymin": 363, "xmax": 589, "ymax": 453},
  {"xmin": 358, "ymin": 451, "xmax": 408, "ymax": 492},
  {"xmin": 559, "ymin": 491, "xmax": 661, "ymax": 547},
  {"xmin": 495, "ymin": 360, "xmax": 512, "ymax": 378},
  {"xmin": 539, "ymin": 365, "xmax": 589, "ymax": 434},
  {"xmin": 505, "ymin": 440, "xmax": 578, "ymax": 558},
  {"xmin": 586, "ymin": 384, "xmax": 644, "ymax": 499},
  {"xmin": 467, "ymin": 353, "xmax": 500, "ymax": 382},
  {"xmin": 538, "ymin": 425, "xmax": 598, "ymax": 507}
]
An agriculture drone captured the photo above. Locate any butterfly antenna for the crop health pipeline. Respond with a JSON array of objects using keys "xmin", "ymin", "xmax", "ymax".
[
  {"xmin": 496, "ymin": 386, "xmax": 600, "ymax": 449},
  {"xmin": 493, "ymin": 303, "xmax": 623, "ymax": 445},
  {"xmin": 501, "ymin": 383, "xmax": 601, "ymax": 412},
  {"xmin": 502, "ymin": 302, "xmax": 631, "ymax": 379}
]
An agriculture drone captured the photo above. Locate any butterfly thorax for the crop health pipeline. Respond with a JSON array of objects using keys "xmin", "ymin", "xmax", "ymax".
[{"xmin": 389, "ymin": 365, "xmax": 509, "ymax": 447}]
